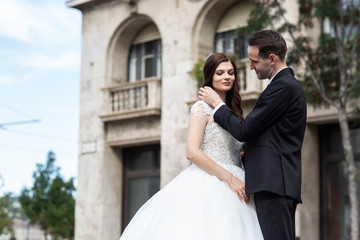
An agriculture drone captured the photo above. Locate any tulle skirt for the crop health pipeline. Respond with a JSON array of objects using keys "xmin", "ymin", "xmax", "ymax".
[{"xmin": 120, "ymin": 163, "xmax": 264, "ymax": 240}]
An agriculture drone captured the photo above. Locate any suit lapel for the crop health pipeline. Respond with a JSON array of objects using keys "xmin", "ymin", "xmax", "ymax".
[{"xmin": 270, "ymin": 67, "xmax": 294, "ymax": 83}]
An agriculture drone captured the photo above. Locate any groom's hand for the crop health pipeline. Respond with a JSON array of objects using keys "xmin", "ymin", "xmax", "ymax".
[{"xmin": 198, "ymin": 86, "xmax": 223, "ymax": 108}]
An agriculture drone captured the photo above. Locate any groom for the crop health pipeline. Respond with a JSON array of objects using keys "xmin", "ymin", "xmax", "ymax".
[{"xmin": 199, "ymin": 30, "xmax": 306, "ymax": 240}]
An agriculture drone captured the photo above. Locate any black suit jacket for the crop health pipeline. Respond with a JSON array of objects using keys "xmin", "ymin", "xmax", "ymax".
[{"xmin": 214, "ymin": 68, "xmax": 306, "ymax": 203}]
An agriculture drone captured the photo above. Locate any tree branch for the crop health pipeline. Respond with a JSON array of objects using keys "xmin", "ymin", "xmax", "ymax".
[
  {"xmin": 338, "ymin": 0, "xmax": 345, "ymax": 46},
  {"xmin": 344, "ymin": 9, "xmax": 355, "ymax": 47},
  {"xmin": 273, "ymin": 0, "xmax": 336, "ymax": 106},
  {"xmin": 333, "ymin": 21, "xmax": 349, "ymax": 104},
  {"xmin": 344, "ymin": 16, "xmax": 360, "ymax": 96},
  {"xmin": 333, "ymin": 0, "xmax": 351, "ymax": 105}
]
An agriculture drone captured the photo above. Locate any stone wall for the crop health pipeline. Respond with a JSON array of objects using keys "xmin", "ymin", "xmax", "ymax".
[{"xmin": 67, "ymin": 0, "xmax": 329, "ymax": 239}]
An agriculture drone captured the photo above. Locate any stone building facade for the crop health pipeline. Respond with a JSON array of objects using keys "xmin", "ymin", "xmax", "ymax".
[{"xmin": 67, "ymin": 0, "xmax": 360, "ymax": 239}]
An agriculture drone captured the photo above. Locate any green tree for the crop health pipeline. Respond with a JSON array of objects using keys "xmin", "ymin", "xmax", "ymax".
[
  {"xmin": 240, "ymin": 0, "xmax": 359, "ymax": 238},
  {"xmin": 19, "ymin": 151, "xmax": 76, "ymax": 240},
  {"xmin": 48, "ymin": 176, "xmax": 75, "ymax": 239},
  {"xmin": 192, "ymin": 57, "xmax": 206, "ymax": 88},
  {"xmin": 0, "ymin": 175, "xmax": 13, "ymax": 235}
]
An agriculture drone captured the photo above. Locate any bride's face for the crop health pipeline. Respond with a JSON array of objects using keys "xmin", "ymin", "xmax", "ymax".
[{"xmin": 212, "ymin": 61, "xmax": 235, "ymax": 93}]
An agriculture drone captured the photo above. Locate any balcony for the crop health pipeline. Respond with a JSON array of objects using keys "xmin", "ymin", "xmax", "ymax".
[
  {"xmin": 237, "ymin": 59, "xmax": 265, "ymax": 100},
  {"xmin": 99, "ymin": 77, "xmax": 161, "ymax": 122}
]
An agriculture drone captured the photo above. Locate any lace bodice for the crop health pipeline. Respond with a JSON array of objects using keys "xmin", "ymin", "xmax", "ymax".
[{"xmin": 190, "ymin": 101, "xmax": 243, "ymax": 168}]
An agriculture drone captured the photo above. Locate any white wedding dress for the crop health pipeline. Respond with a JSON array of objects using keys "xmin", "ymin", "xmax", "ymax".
[{"xmin": 119, "ymin": 101, "xmax": 263, "ymax": 240}]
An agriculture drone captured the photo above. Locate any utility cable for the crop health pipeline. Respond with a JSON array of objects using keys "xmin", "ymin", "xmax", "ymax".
[
  {"xmin": 0, "ymin": 102, "xmax": 41, "ymax": 128},
  {"xmin": 0, "ymin": 144, "xmax": 77, "ymax": 157},
  {"xmin": 0, "ymin": 102, "xmax": 38, "ymax": 120},
  {"xmin": 0, "ymin": 119, "xmax": 41, "ymax": 129},
  {"xmin": 0, "ymin": 128, "xmax": 77, "ymax": 143}
]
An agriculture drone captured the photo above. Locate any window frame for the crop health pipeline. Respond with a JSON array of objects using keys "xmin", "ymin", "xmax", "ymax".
[
  {"xmin": 214, "ymin": 29, "xmax": 247, "ymax": 59},
  {"xmin": 127, "ymin": 39, "xmax": 161, "ymax": 82}
]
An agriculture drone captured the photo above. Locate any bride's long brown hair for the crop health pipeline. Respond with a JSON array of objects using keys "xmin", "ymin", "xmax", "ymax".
[{"xmin": 202, "ymin": 53, "xmax": 244, "ymax": 119}]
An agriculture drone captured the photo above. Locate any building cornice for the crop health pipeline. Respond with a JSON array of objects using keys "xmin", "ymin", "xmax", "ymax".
[
  {"xmin": 66, "ymin": 0, "xmax": 139, "ymax": 11},
  {"xmin": 66, "ymin": 0, "xmax": 94, "ymax": 9}
]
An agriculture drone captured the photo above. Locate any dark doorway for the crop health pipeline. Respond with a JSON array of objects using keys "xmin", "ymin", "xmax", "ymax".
[
  {"xmin": 319, "ymin": 123, "xmax": 360, "ymax": 240},
  {"xmin": 122, "ymin": 144, "xmax": 160, "ymax": 230}
]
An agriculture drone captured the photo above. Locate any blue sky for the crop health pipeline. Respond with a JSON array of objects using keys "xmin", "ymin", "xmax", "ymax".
[{"xmin": 0, "ymin": 0, "xmax": 82, "ymax": 195}]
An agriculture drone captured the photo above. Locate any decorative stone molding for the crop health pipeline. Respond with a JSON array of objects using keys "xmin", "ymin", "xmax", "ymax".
[
  {"xmin": 67, "ymin": 0, "xmax": 139, "ymax": 11},
  {"xmin": 66, "ymin": 0, "xmax": 94, "ymax": 8},
  {"xmin": 121, "ymin": 0, "xmax": 139, "ymax": 14},
  {"xmin": 107, "ymin": 135, "xmax": 161, "ymax": 147}
]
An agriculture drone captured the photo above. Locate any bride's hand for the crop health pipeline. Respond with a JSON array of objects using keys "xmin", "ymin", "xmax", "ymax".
[{"xmin": 227, "ymin": 175, "xmax": 249, "ymax": 204}]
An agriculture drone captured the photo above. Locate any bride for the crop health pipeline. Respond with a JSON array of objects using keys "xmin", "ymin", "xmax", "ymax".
[{"xmin": 119, "ymin": 53, "xmax": 263, "ymax": 240}]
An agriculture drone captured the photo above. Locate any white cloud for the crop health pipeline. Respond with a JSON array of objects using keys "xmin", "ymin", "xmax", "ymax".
[
  {"xmin": 0, "ymin": 0, "xmax": 81, "ymax": 80},
  {"xmin": 22, "ymin": 50, "xmax": 80, "ymax": 71},
  {"xmin": 0, "ymin": 1, "xmax": 81, "ymax": 195},
  {"xmin": 0, "ymin": 0, "xmax": 81, "ymax": 55},
  {"xmin": 0, "ymin": 0, "xmax": 53, "ymax": 43}
]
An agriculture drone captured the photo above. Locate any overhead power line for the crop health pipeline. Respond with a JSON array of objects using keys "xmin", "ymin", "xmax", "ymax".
[
  {"xmin": 0, "ymin": 102, "xmax": 38, "ymax": 120},
  {"xmin": 0, "ymin": 128, "xmax": 77, "ymax": 143},
  {"xmin": 0, "ymin": 119, "xmax": 41, "ymax": 129},
  {"xmin": 0, "ymin": 144, "xmax": 77, "ymax": 157},
  {"xmin": 0, "ymin": 102, "xmax": 76, "ymax": 143},
  {"xmin": 0, "ymin": 102, "xmax": 41, "ymax": 129}
]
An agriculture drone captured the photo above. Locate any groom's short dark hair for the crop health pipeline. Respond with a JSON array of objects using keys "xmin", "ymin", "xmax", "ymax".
[{"xmin": 248, "ymin": 30, "xmax": 287, "ymax": 61}]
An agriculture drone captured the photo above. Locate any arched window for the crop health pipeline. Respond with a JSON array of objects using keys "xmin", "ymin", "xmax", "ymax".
[
  {"xmin": 128, "ymin": 24, "xmax": 161, "ymax": 82},
  {"xmin": 214, "ymin": 2, "xmax": 253, "ymax": 59},
  {"xmin": 104, "ymin": 20, "xmax": 162, "ymax": 117}
]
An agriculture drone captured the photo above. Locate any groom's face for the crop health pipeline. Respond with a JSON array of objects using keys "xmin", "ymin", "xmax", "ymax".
[{"xmin": 248, "ymin": 45, "xmax": 272, "ymax": 80}]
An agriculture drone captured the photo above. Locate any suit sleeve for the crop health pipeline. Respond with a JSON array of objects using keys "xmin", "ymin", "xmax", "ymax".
[{"xmin": 214, "ymin": 80, "xmax": 291, "ymax": 141}]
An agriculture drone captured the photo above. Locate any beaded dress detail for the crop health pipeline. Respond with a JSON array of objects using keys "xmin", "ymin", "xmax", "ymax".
[
  {"xmin": 191, "ymin": 101, "xmax": 243, "ymax": 168},
  {"xmin": 119, "ymin": 101, "xmax": 263, "ymax": 240}
]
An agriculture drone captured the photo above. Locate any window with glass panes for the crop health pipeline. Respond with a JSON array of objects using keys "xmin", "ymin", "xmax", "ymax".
[
  {"xmin": 128, "ymin": 39, "xmax": 161, "ymax": 82},
  {"xmin": 214, "ymin": 30, "xmax": 247, "ymax": 59}
]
